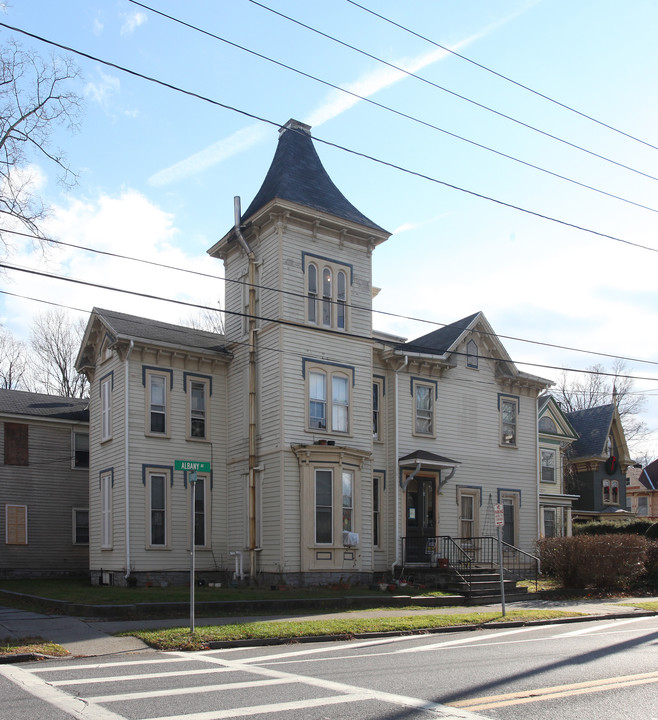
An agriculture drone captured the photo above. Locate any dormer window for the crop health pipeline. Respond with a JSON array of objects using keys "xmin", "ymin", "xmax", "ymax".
[{"xmin": 466, "ymin": 340, "xmax": 478, "ymax": 368}]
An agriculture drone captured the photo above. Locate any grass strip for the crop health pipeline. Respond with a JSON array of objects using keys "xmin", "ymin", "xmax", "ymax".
[
  {"xmin": 0, "ymin": 637, "xmax": 68, "ymax": 657},
  {"xmin": 125, "ymin": 610, "xmax": 578, "ymax": 651},
  {"xmin": 618, "ymin": 600, "xmax": 658, "ymax": 611}
]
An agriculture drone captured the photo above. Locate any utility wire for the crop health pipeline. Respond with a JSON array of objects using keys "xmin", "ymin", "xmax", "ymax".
[
  {"xmin": 3, "ymin": 225, "xmax": 658, "ymax": 369},
  {"xmin": 1, "ymin": 21, "xmax": 657, "ymax": 254},
  {"xmin": 3, "ymin": 262, "xmax": 658, "ymax": 385},
  {"xmin": 346, "ymin": 0, "xmax": 658, "ymax": 153},
  {"xmin": 2, "ymin": 20, "xmax": 657, "ymax": 256},
  {"xmin": 126, "ymin": 0, "xmax": 658, "ymax": 215},
  {"xmin": 247, "ymin": 0, "xmax": 658, "ymax": 184}
]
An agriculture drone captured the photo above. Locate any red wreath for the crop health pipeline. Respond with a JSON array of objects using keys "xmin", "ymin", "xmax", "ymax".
[{"xmin": 605, "ymin": 455, "xmax": 617, "ymax": 475}]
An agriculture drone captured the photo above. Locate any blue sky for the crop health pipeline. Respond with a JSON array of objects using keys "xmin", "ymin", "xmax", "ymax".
[{"xmin": 2, "ymin": 0, "xmax": 658, "ymax": 456}]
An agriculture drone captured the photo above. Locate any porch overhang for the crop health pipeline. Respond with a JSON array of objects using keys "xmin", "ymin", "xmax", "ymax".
[
  {"xmin": 539, "ymin": 493, "xmax": 579, "ymax": 508},
  {"xmin": 398, "ymin": 449, "xmax": 461, "ymax": 490}
]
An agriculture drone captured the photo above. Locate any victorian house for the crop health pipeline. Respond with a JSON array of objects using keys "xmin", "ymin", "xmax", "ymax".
[{"xmin": 77, "ymin": 120, "xmax": 551, "ymax": 586}]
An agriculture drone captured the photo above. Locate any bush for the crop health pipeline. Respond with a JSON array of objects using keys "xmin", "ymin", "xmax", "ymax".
[
  {"xmin": 573, "ymin": 520, "xmax": 655, "ymax": 536},
  {"xmin": 537, "ymin": 534, "xmax": 648, "ymax": 589},
  {"xmin": 646, "ymin": 523, "xmax": 658, "ymax": 540}
]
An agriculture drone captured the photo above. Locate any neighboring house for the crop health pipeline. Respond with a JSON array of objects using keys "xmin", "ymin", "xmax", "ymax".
[
  {"xmin": 537, "ymin": 395, "xmax": 579, "ymax": 537},
  {"xmin": 77, "ymin": 119, "xmax": 552, "ymax": 586},
  {"xmin": 627, "ymin": 460, "xmax": 658, "ymax": 520},
  {"xmin": 565, "ymin": 403, "xmax": 633, "ymax": 521},
  {"xmin": 0, "ymin": 388, "xmax": 89, "ymax": 578}
]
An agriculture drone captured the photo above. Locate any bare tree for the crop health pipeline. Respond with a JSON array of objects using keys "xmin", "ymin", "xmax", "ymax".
[
  {"xmin": 0, "ymin": 40, "xmax": 82, "ymax": 254},
  {"xmin": 180, "ymin": 301, "xmax": 225, "ymax": 335},
  {"xmin": 0, "ymin": 327, "xmax": 27, "ymax": 389},
  {"xmin": 552, "ymin": 358, "xmax": 649, "ymax": 450},
  {"xmin": 29, "ymin": 309, "xmax": 87, "ymax": 398}
]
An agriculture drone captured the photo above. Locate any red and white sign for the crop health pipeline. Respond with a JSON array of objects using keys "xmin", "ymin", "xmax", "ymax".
[{"xmin": 494, "ymin": 503, "xmax": 505, "ymax": 527}]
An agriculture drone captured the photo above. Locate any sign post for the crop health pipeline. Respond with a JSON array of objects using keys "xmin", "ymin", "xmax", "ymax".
[
  {"xmin": 175, "ymin": 461, "xmax": 211, "ymax": 633},
  {"xmin": 494, "ymin": 503, "xmax": 506, "ymax": 617}
]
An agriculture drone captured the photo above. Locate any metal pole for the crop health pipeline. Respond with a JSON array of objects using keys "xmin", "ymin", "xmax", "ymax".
[
  {"xmin": 190, "ymin": 471, "xmax": 197, "ymax": 633},
  {"xmin": 497, "ymin": 525, "xmax": 506, "ymax": 617}
]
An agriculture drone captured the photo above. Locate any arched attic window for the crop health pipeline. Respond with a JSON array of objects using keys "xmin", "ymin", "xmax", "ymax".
[{"xmin": 466, "ymin": 340, "xmax": 478, "ymax": 368}]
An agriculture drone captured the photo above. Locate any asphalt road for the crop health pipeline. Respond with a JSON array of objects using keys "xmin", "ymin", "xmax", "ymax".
[{"xmin": 1, "ymin": 615, "xmax": 657, "ymax": 720}]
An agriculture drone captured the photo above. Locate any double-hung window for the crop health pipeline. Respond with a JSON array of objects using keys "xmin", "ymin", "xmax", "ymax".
[
  {"xmin": 413, "ymin": 380, "xmax": 435, "ymax": 436},
  {"xmin": 147, "ymin": 471, "xmax": 169, "ymax": 548},
  {"xmin": 372, "ymin": 381, "xmax": 381, "ymax": 440},
  {"xmin": 315, "ymin": 469, "xmax": 333, "ymax": 543},
  {"xmin": 500, "ymin": 396, "xmax": 519, "ymax": 447},
  {"xmin": 307, "ymin": 263, "xmax": 318, "ymax": 323},
  {"xmin": 4, "ymin": 422, "xmax": 28, "ymax": 465},
  {"xmin": 149, "ymin": 375, "xmax": 166, "ymax": 434},
  {"xmin": 73, "ymin": 432, "xmax": 89, "ymax": 468},
  {"xmin": 373, "ymin": 475, "xmax": 382, "ymax": 547},
  {"xmin": 308, "ymin": 365, "xmax": 351, "ymax": 434},
  {"xmin": 100, "ymin": 471, "xmax": 113, "ymax": 549},
  {"xmin": 101, "ymin": 375, "xmax": 112, "ymax": 441},
  {"xmin": 5, "ymin": 504, "xmax": 27, "ymax": 545},
  {"xmin": 342, "ymin": 470, "xmax": 353, "ymax": 532},
  {"xmin": 541, "ymin": 449, "xmax": 556, "ymax": 483},
  {"xmin": 186, "ymin": 376, "xmax": 210, "ymax": 440},
  {"xmin": 73, "ymin": 508, "xmax": 89, "ymax": 544}
]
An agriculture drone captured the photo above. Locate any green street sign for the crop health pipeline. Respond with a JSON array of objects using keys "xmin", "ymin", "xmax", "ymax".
[{"xmin": 175, "ymin": 460, "xmax": 211, "ymax": 473}]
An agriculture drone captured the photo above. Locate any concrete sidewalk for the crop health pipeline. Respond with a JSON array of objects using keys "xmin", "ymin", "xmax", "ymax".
[{"xmin": 1, "ymin": 596, "xmax": 657, "ymax": 660}]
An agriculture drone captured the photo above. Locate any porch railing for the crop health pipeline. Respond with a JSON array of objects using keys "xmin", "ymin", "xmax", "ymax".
[{"xmin": 400, "ymin": 535, "xmax": 539, "ymax": 591}]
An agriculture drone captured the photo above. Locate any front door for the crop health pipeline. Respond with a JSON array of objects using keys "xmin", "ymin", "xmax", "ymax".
[{"xmin": 405, "ymin": 476, "xmax": 436, "ymax": 562}]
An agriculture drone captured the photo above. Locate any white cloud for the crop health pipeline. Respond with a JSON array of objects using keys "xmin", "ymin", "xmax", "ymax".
[
  {"xmin": 121, "ymin": 10, "xmax": 147, "ymax": 36},
  {"xmin": 149, "ymin": 123, "xmax": 269, "ymax": 187},
  {"xmin": 84, "ymin": 70, "xmax": 120, "ymax": 106},
  {"xmin": 2, "ymin": 190, "xmax": 223, "ymax": 341}
]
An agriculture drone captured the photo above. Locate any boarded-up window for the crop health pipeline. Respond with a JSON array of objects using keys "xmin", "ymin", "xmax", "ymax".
[
  {"xmin": 4, "ymin": 423, "xmax": 28, "ymax": 465},
  {"xmin": 6, "ymin": 505, "xmax": 27, "ymax": 544}
]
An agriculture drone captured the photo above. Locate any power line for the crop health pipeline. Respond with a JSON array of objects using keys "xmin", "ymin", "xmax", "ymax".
[
  {"xmin": 247, "ymin": 0, "xmax": 658, "ymax": 185},
  {"xmin": 4, "ymin": 225, "xmax": 658, "ymax": 370},
  {"xmin": 3, "ymin": 262, "xmax": 658, "ymax": 385},
  {"xmin": 345, "ymin": 0, "xmax": 658, "ymax": 153},
  {"xmin": 2, "ymin": 20, "xmax": 657, "ymax": 254},
  {"xmin": 126, "ymin": 0, "xmax": 658, "ymax": 216}
]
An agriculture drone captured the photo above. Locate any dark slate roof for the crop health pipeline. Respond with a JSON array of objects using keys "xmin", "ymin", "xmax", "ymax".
[
  {"xmin": 399, "ymin": 449, "xmax": 461, "ymax": 466},
  {"xmin": 241, "ymin": 119, "xmax": 387, "ymax": 233},
  {"xmin": 640, "ymin": 459, "xmax": 658, "ymax": 490},
  {"xmin": 566, "ymin": 404, "xmax": 614, "ymax": 459},
  {"xmin": 0, "ymin": 388, "xmax": 88, "ymax": 423},
  {"xmin": 400, "ymin": 312, "xmax": 480, "ymax": 354},
  {"xmin": 94, "ymin": 308, "xmax": 229, "ymax": 355}
]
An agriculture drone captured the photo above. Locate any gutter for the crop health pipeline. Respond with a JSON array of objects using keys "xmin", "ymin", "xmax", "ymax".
[
  {"xmin": 234, "ymin": 197, "xmax": 258, "ymax": 584},
  {"xmin": 392, "ymin": 354, "xmax": 408, "ymax": 575},
  {"xmin": 124, "ymin": 340, "xmax": 134, "ymax": 581}
]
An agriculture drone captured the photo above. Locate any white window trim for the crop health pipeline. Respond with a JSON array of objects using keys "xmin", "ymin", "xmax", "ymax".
[
  {"xmin": 100, "ymin": 374, "xmax": 112, "ymax": 442},
  {"xmin": 305, "ymin": 256, "xmax": 351, "ymax": 331},
  {"xmin": 146, "ymin": 469, "xmax": 171, "ymax": 549},
  {"xmin": 540, "ymin": 448, "xmax": 557, "ymax": 484},
  {"xmin": 412, "ymin": 379, "xmax": 436, "ymax": 438},
  {"xmin": 542, "ymin": 507, "xmax": 558, "ymax": 538},
  {"xmin": 637, "ymin": 496, "xmax": 649, "ymax": 516},
  {"xmin": 457, "ymin": 486, "xmax": 481, "ymax": 543},
  {"xmin": 72, "ymin": 430, "xmax": 89, "ymax": 470},
  {"xmin": 72, "ymin": 507, "xmax": 89, "ymax": 545},
  {"xmin": 315, "ymin": 468, "xmax": 333, "ymax": 545},
  {"xmin": 5, "ymin": 504, "xmax": 27, "ymax": 545},
  {"xmin": 100, "ymin": 471, "xmax": 113, "ymax": 549},
  {"xmin": 306, "ymin": 364, "xmax": 352, "ymax": 435},
  {"xmin": 186, "ymin": 375, "xmax": 211, "ymax": 441},
  {"xmin": 144, "ymin": 369, "xmax": 170, "ymax": 438},
  {"xmin": 373, "ymin": 378, "xmax": 384, "ymax": 442},
  {"xmin": 500, "ymin": 396, "xmax": 519, "ymax": 448},
  {"xmin": 466, "ymin": 339, "xmax": 478, "ymax": 368}
]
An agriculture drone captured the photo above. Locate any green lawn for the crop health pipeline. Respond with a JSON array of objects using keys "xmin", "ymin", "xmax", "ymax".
[
  {"xmin": 127, "ymin": 609, "xmax": 581, "ymax": 651},
  {"xmin": 619, "ymin": 600, "xmax": 658, "ymax": 611},
  {"xmin": 0, "ymin": 637, "xmax": 68, "ymax": 657}
]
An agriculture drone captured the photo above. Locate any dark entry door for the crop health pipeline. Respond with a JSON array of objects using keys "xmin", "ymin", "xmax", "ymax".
[{"xmin": 405, "ymin": 476, "xmax": 436, "ymax": 562}]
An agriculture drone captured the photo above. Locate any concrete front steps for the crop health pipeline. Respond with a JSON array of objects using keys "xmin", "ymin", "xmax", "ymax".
[{"xmin": 447, "ymin": 569, "xmax": 530, "ymax": 605}]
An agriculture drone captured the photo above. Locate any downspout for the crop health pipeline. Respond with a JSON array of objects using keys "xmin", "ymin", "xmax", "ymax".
[
  {"xmin": 392, "ymin": 355, "xmax": 408, "ymax": 575},
  {"xmin": 234, "ymin": 197, "xmax": 258, "ymax": 584},
  {"xmin": 124, "ymin": 339, "xmax": 134, "ymax": 581}
]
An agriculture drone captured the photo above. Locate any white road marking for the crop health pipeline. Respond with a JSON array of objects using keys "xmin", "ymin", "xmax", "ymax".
[
  {"xmin": 555, "ymin": 617, "xmax": 648, "ymax": 637},
  {"xmin": 0, "ymin": 664, "xmax": 127, "ymax": 720},
  {"xmin": 52, "ymin": 666, "xmax": 235, "ymax": 686}
]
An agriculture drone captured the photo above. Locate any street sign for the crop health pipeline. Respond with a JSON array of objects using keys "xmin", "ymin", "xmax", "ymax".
[
  {"xmin": 175, "ymin": 460, "xmax": 211, "ymax": 473},
  {"xmin": 494, "ymin": 503, "xmax": 505, "ymax": 527}
]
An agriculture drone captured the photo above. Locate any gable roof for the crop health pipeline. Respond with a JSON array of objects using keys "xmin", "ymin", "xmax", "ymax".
[
  {"xmin": 399, "ymin": 312, "xmax": 481, "ymax": 355},
  {"xmin": 566, "ymin": 404, "xmax": 615, "ymax": 459},
  {"xmin": 0, "ymin": 388, "xmax": 88, "ymax": 423},
  {"xmin": 538, "ymin": 394, "xmax": 578, "ymax": 442},
  {"xmin": 640, "ymin": 459, "xmax": 658, "ymax": 490},
  {"xmin": 241, "ymin": 119, "xmax": 387, "ymax": 233},
  {"xmin": 76, "ymin": 308, "xmax": 230, "ymax": 370}
]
